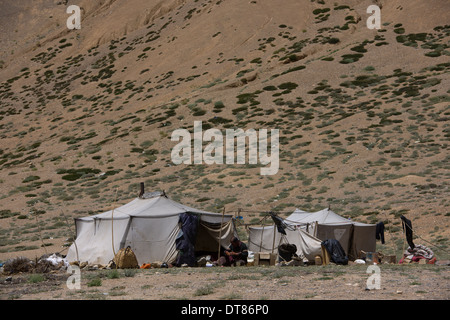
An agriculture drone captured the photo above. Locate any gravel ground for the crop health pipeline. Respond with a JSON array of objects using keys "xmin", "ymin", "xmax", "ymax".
[{"xmin": 1, "ymin": 263, "xmax": 449, "ymax": 301}]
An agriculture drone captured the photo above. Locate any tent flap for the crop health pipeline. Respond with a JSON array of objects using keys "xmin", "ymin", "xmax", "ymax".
[
  {"xmin": 175, "ymin": 213, "xmax": 199, "ymax": 267},
  {"xmin": 197, "ymin": 220, "xmax": 235, "ymax": 251}
]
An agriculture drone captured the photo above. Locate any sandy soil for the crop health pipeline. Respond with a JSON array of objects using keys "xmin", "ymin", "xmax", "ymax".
[{"xmin": 1, "ymin": 263, "xmax": 448, "ymax": 301}]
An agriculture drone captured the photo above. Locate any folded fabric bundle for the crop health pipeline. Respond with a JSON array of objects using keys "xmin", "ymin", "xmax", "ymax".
[{"xmin": 403, "ymin": 244, "xmax": 434, "ymax": 261}]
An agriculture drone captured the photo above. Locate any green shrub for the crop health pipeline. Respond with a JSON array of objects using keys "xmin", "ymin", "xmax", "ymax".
[
  {"xmin": 23, "ymin": 176, "xmax": 40, "ymax": 183},
  {"xmin": 236, "ymin": 93, "xmax": 258, "ymax": 104},
  {"xmin": 278, "ymin": 82, "xmax": 298, "ymax": 90},
  {"xmin": 312, "ymin": 8, "xmax": 330, "ymax": 15},
  {"xmin": 339, "ymin": 54, "xmax": 364, "ymax": 64},
  {"xmin": 107, "ymin": 269, "xmax": 120, "ymax": 279},
  {"xmin": 28, "ymin": 274, "xmax": 45, "ymax": 283},
  {"xmin": 194, "ymin": 284, "xmax": 215, "ymax": 296},
  {"xmin": 124, "ymin": 269, "xmax": 137, "ymax": 277},
  {"xmin": 328, "ymin": 37, "xmax": 340, "ymax": 44},
  {"xmin": 87, "ymin": 278, "xmax": 102, "ymax": 287},
  {"xmin": 425, "ymin": 51, "xmax": 441, "ymax": 57},
  {"xmin": 57, "ymin": 168, "xmax": 101, "ymax": 181},
  {"xmin": 334, "ymin": 5, "xmax": 350, "ymax": 10},
  {"xmin": 263, "ymin": 85, "xmax": 277, "ymax": 91}
]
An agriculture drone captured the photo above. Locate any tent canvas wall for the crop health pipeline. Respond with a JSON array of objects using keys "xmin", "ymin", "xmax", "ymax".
[
  {"xmin": 247, "ymin": 224, "xmax": 323, "ymax": 261},
  {"xmin": 66, "ymin": 191, "xmax": 236, "ymax": 266},
  {"xmin": 247, "ymin": 208, "xmax": 376, "ymax": 261},
  {"xmin": 285, "ymin": 208, "xmax": 376, "ymax": 260}
]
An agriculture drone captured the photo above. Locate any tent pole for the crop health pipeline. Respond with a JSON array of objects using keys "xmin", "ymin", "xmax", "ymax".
[
  {"xmin": 33, "ymin": 207, "xmax": 48, "ymax": 256},
  {"xmin": 217, "ymin": 207, "xmax": 226, "ymax": 261},
  {"xmin": 259, "ymin": 215, "xmax": 268, "ymax": 251},
  {"xmin": 401, "ymin": 219, "xmax": 407, "ymax": 259},
  {"xmin": 111, "ymin": 188, "xmax": 119, "ymax": 257},
  {"xmin": 272, "ymin": 222, "xmax": 276, "ymax": 253},
  {"xmin": 314, "ymin": 221, "xmax": 318, "ymax": 237},
  {"xmin": 60, "ymin": 208, "xmax": 80, "ymax": 263},
  {"xmin": 383, "ymin": 212, "xmax": 397, "ymax": 259}
]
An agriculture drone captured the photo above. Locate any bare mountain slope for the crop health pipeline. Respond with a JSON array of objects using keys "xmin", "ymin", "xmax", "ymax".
[{"xmin": 0, "ymin": 0, "xmax": 449, "ymax": 261}]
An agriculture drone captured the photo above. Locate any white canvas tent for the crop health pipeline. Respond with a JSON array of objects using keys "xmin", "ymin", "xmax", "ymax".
[
  {"xmin": 247, "ymin": 208, "xmax": 376, "ymax": 261},
  {"xmin": 248, "ymin": 224, "xmax": 323, "ymax": 261},
  {"xmin": 66, "ymin": 191, "xmax": 236, "ymax": 266},
  {"xmin": 286, "ymin": 208, "xmax": 376, "ymax": 259}
]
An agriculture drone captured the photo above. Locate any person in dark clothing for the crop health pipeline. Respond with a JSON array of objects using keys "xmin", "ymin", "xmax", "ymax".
[
  {"xmin": 376, "ymin": 222, "xmax": 385, "ymax": 244},
  {"xmin": 401, "ymin": 215, "xmax": 415, "ymax": 249},
  {"xmin": 220, "ymin": 237, "xmax": 248, "ymax": 266}
]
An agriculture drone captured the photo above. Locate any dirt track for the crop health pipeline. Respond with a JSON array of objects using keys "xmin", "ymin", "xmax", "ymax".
[{"xmin": 1, "ymin": 263, "xmax": 448, "ymax": 301}]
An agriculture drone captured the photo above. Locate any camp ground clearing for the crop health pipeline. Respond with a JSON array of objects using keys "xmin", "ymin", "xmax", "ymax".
[
  {"xmin": 1, "ymin": 188, "xmax": 449, "ymax": 301},
  {"xmin": 0, "ymin": 262, "xmax": 449, "ymax": 300}
]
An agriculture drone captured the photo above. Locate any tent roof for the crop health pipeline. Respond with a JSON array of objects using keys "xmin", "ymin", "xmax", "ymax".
[
  {"xmin": 76, "ymin": 191, "xmax": 232, "ymax": 222},
  {"xmin": 284, "ymin": 208, "xmax": 372, "ymax": 226}
]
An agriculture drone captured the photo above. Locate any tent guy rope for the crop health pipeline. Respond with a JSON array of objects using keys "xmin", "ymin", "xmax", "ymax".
[{"xmin": 402, "ymin": 218, "xmax": 450, "ymax": 255}]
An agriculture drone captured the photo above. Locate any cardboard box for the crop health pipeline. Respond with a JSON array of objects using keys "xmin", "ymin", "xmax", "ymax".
[{"xmin": 254, "ymin": 252, "xmax": 276, "ymax": 266}]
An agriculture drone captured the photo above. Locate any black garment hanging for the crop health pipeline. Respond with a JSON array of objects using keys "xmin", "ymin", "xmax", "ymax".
[
  {"xmin": 401, "ymin": 215, "xmax": 415, "ymax": 249},
  {"xmin": 270, "ymin": 212, "xmax": 287, "ymax": 235},
  {"xmin": 376, "ymin": 222, "xmax": 385, "ymax": 244}
]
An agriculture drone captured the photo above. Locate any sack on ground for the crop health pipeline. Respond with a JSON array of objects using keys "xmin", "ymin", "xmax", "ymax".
[{"xmin": 113, "ymin": 246, "xmax": 139, "ymax": 269}]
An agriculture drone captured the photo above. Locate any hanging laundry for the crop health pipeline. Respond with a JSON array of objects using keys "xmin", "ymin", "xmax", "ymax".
[
  {"xmin": 401, "ymin": 215, "xmax": 415, "ymax": 250},
  {"xmin": 375, "ymin": 222, "xmax": 385, "ymax": 244}
]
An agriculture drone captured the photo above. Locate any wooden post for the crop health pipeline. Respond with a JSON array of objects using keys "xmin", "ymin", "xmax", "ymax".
[
  {"xmin": 383, "ymin": 211, "xmax": 397, "ymax": 259},
  {"xmin": 111, "ymin": 188, "xmax": 118, "ymax": 257},
  {"xmin": 61, "ymin": 208, "xmax": 80, "ymax": 262},
  {"xmin": 34, "ymin": 207, "xmax": 47, "ymax": 255},
  {"xmin": 272, "ymin": 222, "xmax": 276, "ymax": 253},
  {"xmin": 139, "ymin": 182, "xmax": 145, "ymax": 198},
  {"xmin": 259, "ymin": 215, "xmax": 268, "ymax": 252},
  {"xmin": 217, "ymin": 207, "xmax": 226, "ymax": 260}
]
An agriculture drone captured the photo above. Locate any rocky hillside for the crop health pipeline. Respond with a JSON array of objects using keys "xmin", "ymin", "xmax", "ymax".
[{"xmin": 0, "ymin": 0, "xmax": 449, "ymax": 260}]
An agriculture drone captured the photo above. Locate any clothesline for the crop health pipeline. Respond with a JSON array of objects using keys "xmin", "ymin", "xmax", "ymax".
[
  {"xmin": 232, "ymin": 212, "xmax": 317, "ymax": 232},
  {"xmin": 401, "ymin": 218, "xmax": 450, "ymax": 255}
]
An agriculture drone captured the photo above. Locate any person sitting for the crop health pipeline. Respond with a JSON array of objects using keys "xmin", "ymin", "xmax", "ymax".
[{"xmin": 218, "ymin": 237, "xmax": 248, "ymax": 266}]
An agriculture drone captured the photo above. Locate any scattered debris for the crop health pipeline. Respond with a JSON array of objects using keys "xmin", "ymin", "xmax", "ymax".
[{"xmin": 1, "ymin": 253, "xmax": 69, "ymax": 275}]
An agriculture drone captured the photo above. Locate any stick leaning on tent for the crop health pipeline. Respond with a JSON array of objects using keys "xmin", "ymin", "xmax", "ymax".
[
  {"xmin": 111, "ymin": 187, "xmax": 119, "ymax": 257},
  {"xmin": 60, "ymin": 208, "xmax": 79, "ymax": 263},
  {"xmin": 217, "ymin": 207, "xmax": 226, "ymax": 262}
]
